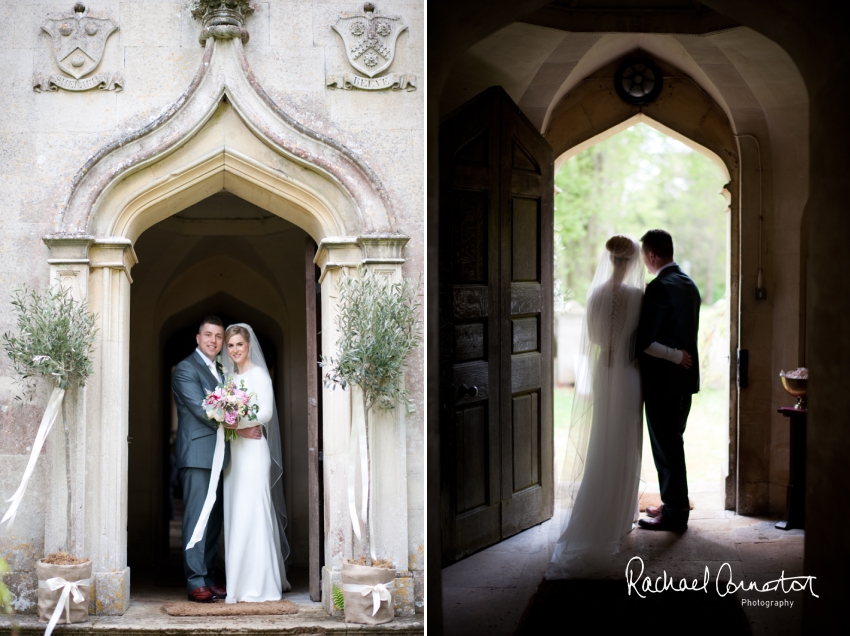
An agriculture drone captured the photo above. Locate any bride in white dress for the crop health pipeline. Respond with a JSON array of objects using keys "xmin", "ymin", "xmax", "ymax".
[
  {"xmin": 547, "ymin": 235, "xmax": 688, "ymax": 578},
  {"xmin": 547, "ymin": 235, "xmax": 646, "ymax": 579},
  {"xmin": 222, "ymin": 323, "xmax": 291, "ymax": 601}
]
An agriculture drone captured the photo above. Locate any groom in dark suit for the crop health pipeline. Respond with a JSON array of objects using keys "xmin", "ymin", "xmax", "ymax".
[
  {"xmin": 636, "ymin": 230, "xmax": 700, "ymax": 532},
  {"xmin": 172, "ymin": 316, "xmax": 230, "ymax": 602}
]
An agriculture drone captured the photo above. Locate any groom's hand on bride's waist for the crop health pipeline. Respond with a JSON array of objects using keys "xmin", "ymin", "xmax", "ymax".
[{"xmin": 679, "ymin": 349, "xmax": 693, "ymax": 369}]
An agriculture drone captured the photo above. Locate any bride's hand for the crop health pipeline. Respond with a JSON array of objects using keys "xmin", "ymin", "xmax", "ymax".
[{"xmin": 236, "ymin": 425, "xmax": 262, "ymax": 440}]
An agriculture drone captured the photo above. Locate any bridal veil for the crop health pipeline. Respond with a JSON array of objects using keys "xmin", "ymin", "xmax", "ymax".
[
  {"xmin": 547, "ymin": 235, "xmax": 645, "ymax": 578},
  {"xmin": 222, "ymin": 323, "xmax": 291, "ymax": 565}
]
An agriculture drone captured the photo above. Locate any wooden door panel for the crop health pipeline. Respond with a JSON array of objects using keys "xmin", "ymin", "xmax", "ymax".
[
  {"xmin": 511, "ymin": 353, "xmax": 541, "ymax": 394},
  {"xmin": 512, "ymin": 317, "xmax": 538, "ymax": 353},
  {"xmin": 441, "ymin": 86, "xmax": 553, "ymax": 564},
  {"xmin": 512, "ymin": 392, "xmax": 540, "ymax": 492},
  {"xmin": 455, "ymin": 404, "xmax": 490, "ymax": 514},
  {"xmin": 455, "ymin": 322, "xmax": 486, "ymax": 361},
  {"xmin": 511, "ymin": 198, "xmax": 539, "ymax": 282},
  {"xmin": 439, "ymin": 91, "xmax": 502, "ymax": 566},
  {"xmin": 305, "ymin": 239, "xmax": 323, "ymax": 602},
  {"xmin": 501, "ymin": 486, "xmax": 545, "ymax": 538},
  {"xmin": 453, "ymin": 287, "xmax": 489, "ymax": 320},
  {"xmin": 511, "ymin": 283, "xmax": 541, "ymax": 314},
  {"xmin": 500, "ymin": 91, "xmax": 554, "ymax": 539}
]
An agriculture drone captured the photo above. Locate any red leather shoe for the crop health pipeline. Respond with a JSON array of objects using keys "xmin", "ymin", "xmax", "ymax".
[
  {"xmin": 638, "ymin": 513, "xmax": 687, "ymax": 532},
  {"xmin": 645, "ymin": 504, "xmax": 663, "ymax": 518},
  {"xmin": 188, "ymin": 586, "xmax": 214, "ymax": 603},
  {"xmin": 208, "ymin": 584, "xmax": 227, "ymax": 600}
]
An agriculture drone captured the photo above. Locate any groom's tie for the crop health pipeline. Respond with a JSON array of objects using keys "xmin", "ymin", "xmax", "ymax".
[{"xmin": 205, "ymin": 359, "xmax": 220, "ymax": 383}]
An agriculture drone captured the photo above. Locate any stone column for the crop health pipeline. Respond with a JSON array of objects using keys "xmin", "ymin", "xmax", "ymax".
[
  {"xmin": 85, "ymin": 238, "xmax": 136, "ymax": 615},
  {"xmin": 315, "ymin": 234, "xmax": 414, "ymax": 617},
  {"xmin": 315, "ymin": 237, "xmax": 359, "ymax": 616},
  {"xmin": 42, "ymin": 236, "xmax": 93, "ymax": 560}
]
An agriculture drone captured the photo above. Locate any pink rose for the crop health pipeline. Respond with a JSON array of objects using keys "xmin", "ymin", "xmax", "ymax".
[{"xmin": 225, "ymin": 410, "xmax": 238, "ymax": 425}]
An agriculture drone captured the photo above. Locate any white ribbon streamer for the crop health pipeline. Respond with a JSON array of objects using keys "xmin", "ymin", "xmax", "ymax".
[
  {"xmin": 186, "ymin": 425, "xmax": 225, "ymax": 550},
  {"xmin": 39, "ymin": 576, "xmax": 90, "ymax": 636},
  {"xmin": 348, "ymin": 414, "xmax": 362, "ymax": 542},
  {"xmin": 343, "ymin": 581, "xmax": 394, "ymax": 616},
  {"xmin": 2, "ymin": 387, "xmax": 66, "ymax": 531},
  {"xmin": 348, "ymin": 397, "xmax": 371, "ymax": 544}
]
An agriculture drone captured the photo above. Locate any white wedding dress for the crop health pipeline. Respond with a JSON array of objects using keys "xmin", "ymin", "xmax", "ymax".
[
  {"xmin": 548, "ymin": 240, "xmax": 645, "ymax": 579},
  {"xmin": 222, "ymin": 365, "xmax": 290, "ymax": 602}
]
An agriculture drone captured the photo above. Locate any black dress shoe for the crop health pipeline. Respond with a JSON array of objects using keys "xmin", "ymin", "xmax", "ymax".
[
  {"xmin": 188, "ymin": 586, "xmax": 215, "ymax": 603},
  {"xmin": 638, "ymin": 513, "xmax": 687, "ymax": 532},
  {"xmin": 208, "ymin": 584, "xmax": 227, "ymax": 600}
]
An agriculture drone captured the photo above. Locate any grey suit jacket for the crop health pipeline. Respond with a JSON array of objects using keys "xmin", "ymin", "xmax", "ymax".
[{"xmin": 172, "ymin": 351, "xmax": 230, "ymax": 470}]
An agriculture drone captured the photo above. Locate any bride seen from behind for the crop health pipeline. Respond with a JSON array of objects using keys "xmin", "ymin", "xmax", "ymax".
[
  {"xmin": 221, "ymin": 323, "xmax": 291, "ymax": 601},
  {"xmin": 547, "ymin": 235, "xmax": 646, "ymax": 579}
]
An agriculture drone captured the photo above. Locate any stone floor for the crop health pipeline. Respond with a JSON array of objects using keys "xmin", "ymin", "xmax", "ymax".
[
  {"xmin": 442, "ymin": 489, "xmax": 807, "ymax": 636},
  {"xmin": 0, "ymin": 567, "xmax": 423, "ymax": 635}
]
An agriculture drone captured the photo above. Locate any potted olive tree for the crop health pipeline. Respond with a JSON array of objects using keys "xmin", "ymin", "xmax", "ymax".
[
  {"xmin": 321, "ymin": 265, "xmax": 421, "ymax": 624},
  {"xmin": 2, "ymin": 285, "xmax": 97, "ymax": 632}
]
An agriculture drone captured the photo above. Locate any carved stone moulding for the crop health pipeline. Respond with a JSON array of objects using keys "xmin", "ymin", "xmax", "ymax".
[{"xmin": 191, "ymin": 0, "xmax": 255, "ymax": 45}]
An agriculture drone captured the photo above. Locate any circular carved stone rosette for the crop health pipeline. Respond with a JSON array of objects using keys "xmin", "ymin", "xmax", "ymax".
[{"xmin": 614, "ymin": 56, "xmax": 664, "ymax": 106}]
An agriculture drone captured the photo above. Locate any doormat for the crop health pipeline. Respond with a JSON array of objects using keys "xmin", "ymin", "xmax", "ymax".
[
  {"xmin": 163, "ymin": 599, "xmax": 298, "ymax": 616},
  {"xmin": 639, "ymin": 492, "xmax": 695, "ymax": 512}
]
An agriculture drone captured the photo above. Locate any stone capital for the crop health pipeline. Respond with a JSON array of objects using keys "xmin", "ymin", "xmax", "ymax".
[
  {"xmin": 89, "ymin": 237, "xmax": 138, "ymax": 283},
  {"xmin": 191, "ymin": 0, "xmax": 254, "ymax": 45},
  {"xmin": 358, "ymin": 232, "xmax": 409, "ymax": 264},
  {"xmin": 43, "ymin": 234, "xmax": 95, "ymax": 263},
  {"xmin": 315, "ymin": 236, "xmax": 362, "ymax": 282}
]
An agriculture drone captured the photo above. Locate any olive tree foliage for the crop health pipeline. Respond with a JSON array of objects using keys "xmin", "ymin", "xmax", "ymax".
[
  {"xmin": 2, "ymin": 285, "xmax": 98, "ymax": 554},
  {"xmin": 320, "ymin": 265, "xmax": 422, "ymax": 565},
  {"xmin": 321, "ymin": 265, "xmax": 422, "ymax": 416},
  {"xmin": 2, "ymin": 286, "xmax": 98, "ymax": 401}
]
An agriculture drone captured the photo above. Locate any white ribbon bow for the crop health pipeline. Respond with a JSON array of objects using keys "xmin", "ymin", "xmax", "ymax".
[
  {"xmin": 343, "ymin": 580, "xmax": 394, "ymax": 616},
  {"xmin": 2, "ymin": 387, "xmax": 66, "ymax": 531},
  {"xmin": 39, "ymin": 576, "xmax": 90, "ymax": 636},
  {"xmin": 186, "ymin": 425, "xmax": 225, "ymax": 550}
]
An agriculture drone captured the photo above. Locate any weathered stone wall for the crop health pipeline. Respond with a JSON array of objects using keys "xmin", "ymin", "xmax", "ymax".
[{"xmin": 0, "ymin": 0, "xmax": 423, "ymax": 614}]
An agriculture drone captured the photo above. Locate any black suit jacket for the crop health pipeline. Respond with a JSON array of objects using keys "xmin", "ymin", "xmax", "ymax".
[{"xmin": 636, "ymin": 264, "xmax": 701, "ymax": 398}]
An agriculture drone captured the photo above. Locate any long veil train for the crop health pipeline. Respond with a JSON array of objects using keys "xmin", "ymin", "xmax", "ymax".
[
  {"xmin": 547, "ymin": 236, "xmax": 646, "ymax": 579},
  {"xmin": 222, "ymin": 323, "xmax": 290, "ymax": 572}
]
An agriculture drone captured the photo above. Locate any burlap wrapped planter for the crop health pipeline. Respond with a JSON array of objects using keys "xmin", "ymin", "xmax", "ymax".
[
  {"xmin": 36, "ymin": 559, "xmax": 91, "ymax": 626},
  {"xmin": 340, "ymin": 562, "xmax": 395, "ymax": 625}
]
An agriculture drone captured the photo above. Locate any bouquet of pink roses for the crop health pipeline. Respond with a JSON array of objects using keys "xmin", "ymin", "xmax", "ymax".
[{"xmin": 202, "ymin": 376, "xmax": 259, "ymax": 441}]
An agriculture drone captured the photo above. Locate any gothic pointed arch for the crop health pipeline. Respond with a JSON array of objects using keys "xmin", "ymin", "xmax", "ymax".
[{"xmin": 55, "ymin": 36, "xmax": 395, "ymax": 243}]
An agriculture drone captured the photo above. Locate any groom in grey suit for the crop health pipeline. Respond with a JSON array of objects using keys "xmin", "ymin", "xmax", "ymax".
[{"xmin": 172, "ymin": 316, "xmax": 230, "ymax": 602}]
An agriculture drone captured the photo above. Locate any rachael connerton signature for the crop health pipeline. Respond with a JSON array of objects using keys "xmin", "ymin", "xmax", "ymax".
[{"xmin": 625, "ymin": 556, "xmax": 818, "ymax": 598}]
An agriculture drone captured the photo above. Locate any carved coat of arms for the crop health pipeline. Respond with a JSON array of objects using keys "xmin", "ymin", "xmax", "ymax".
[
  {"xmin": 327, "ymin": 3, "xmax": 416, "ymax": 91},
  {"xmin": 34, "ymin": 3, "xmax": 122, "ymax": 92}
]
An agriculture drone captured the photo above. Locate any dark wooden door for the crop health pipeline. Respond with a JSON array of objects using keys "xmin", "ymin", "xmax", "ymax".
[
  {"xmin": 439, "ymin": 87, "xmax": 553, "ymax": 566},
  {"xmin": 305, "ymin": 239, "xmax": 324, "ymax": 601}
]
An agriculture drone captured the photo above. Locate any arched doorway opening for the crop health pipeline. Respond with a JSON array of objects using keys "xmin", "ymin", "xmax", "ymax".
[
  {"xmin": 552, "ymin": 121, "xmax": 731, "ymax": 511},
  {"xmin": 125, "ymin": 191, "xmax": 316, "ymax": 593}
]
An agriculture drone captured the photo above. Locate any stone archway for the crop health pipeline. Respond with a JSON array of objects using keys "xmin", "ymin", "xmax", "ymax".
[
  {"xmin": 543, "ymin": 54, "xmax": 741, "ymax": 510},
  {"xmin": 41, "ymin": 34, "xmax": 410, "ymax": 615}
]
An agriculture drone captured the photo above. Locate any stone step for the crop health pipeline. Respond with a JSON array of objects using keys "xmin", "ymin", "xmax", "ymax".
[{"xmin": 0, "ymin": 603, "xmax": 424, "ymax": 635}]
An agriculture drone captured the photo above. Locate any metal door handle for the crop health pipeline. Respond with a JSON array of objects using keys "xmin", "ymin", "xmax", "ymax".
[{"xmin": 457, "ymin": 384, "xmax": 479, "ymax": 399}]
